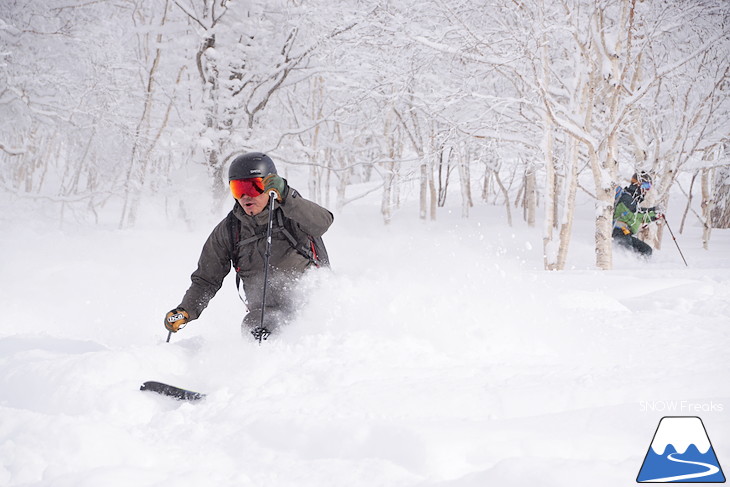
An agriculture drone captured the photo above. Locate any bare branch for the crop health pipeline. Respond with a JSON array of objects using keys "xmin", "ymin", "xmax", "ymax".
[{"xmin": 0, "ymin": 142, "xmax": 26, "ymax": 156}]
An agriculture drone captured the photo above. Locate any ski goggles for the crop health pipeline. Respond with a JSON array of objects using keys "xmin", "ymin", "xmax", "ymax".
[
  {"xmin": 230, "ymin": 178, "xmax": 264, "ymax": 199},
  {"xmin": 640, "ymin": 181, "xmax": 652, "ymax": 190}
]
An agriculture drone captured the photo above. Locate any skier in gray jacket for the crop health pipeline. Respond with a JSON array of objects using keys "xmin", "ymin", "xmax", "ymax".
[{"xmin": 164, "ymin": 152, "xmax": 333, "ymax": 340}]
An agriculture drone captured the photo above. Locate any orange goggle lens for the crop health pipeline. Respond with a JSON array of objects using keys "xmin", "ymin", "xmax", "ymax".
[{"xmin": 230, "ymin": 178, "xmax": 264, "ymax": 199}]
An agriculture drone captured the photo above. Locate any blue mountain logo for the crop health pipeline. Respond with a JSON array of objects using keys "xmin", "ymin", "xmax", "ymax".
[{"xmin": 637, "ymin": 416, "xmax": 725, "ymax": 483}]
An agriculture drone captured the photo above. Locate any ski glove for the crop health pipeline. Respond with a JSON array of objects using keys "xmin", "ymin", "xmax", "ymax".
[
  {"xmin": 263, "ymin": 174, "xmax": 287, "ymax": 202},
  {"xmin": 165, "ymin": 307, "xmax": 189, "ymax": 333}
]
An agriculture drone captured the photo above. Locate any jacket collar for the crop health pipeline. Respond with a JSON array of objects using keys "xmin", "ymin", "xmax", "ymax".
[{"xmin": 232, "ymin": 202, "xmax": 272, "ymax": 226}]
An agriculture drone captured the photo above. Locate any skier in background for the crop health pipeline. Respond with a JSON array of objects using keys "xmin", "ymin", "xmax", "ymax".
[
  {"xmin": 612, "ymin": 171, "xmax": 664, "ymax": 258},
  {"xmin": 164, "ymin": 152, "xmax": 333, "ymax": 340}
]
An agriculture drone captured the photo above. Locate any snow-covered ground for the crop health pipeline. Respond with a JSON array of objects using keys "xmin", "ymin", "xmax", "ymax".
[{"xmin": 1, "ymin": 189, "xmax": 728, "ymax": 487}]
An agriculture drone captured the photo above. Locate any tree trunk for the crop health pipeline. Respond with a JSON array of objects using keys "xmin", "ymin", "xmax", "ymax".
[
  {"xmin": 701, "ymin": 167, "xmax": 714, "ymax": 250},
  {"xmin": 420, "ymin": 145, "xmax": 430, "ymax": 220},
  {"xmin": 437, "ymin": 146, "xmax": 451, "ymax": 207},
  {"xmin": 542, "ymin": 127, "xmax": 557, "ymax": 270},
  {"xmin": 540, "ymin": 3, "xmax": 559, "ymax": 270},
  {"xmin": 458, "ymin": 149, "xmax": 473, "ymax": 218},
  {"xmin": 711, "ymin": 164, "xmax": 730, "ymax": 228},
  {"xmin": 556, "ymin": 136, "xmax": 580, "ymax": 270},
  {"xmin": 429, "ymin": 163, "xmax": 438, "ymax": 220},
  {"xmin": 492, "ymin": 168, "xmax": 512, "ymax": 227},
  {"xmin": 525, "ymin": 164, "xmax": 537, "ymax": 227},
  {"xmin": 382, "ymin": 160, "xmax": 395, "ymax": 224}
]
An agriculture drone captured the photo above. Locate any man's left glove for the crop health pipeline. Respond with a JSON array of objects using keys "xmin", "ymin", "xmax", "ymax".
[
  {"xmin": 165, "ymin": 307, "xmax": 189, "ymax": 333},
  {"xmin": 263, "ymin": 174, "xmax": 288, "ymax": 202}
]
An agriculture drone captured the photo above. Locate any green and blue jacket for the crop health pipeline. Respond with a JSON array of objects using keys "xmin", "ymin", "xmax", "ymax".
[{"xmin": 613, "ymin": 184, "xmax": 658, "ymax": 236}]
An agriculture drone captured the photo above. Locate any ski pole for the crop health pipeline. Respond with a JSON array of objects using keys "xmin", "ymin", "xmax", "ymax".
[
  {"xmin": 257, "ymin": 191, "xmax": 277, "ymax": 343},
  {"xmin": 166, "ymin": 331, "xmax": 172, "ymax": 343},
  {"xmin": 662, "ymin": 217, "xmax": 688, "ymax": 267}
]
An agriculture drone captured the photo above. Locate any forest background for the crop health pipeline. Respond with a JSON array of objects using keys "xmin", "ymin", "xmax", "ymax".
[{"xmin": 1, "ymin": 0, "xmax": 729, "ymax": 270}]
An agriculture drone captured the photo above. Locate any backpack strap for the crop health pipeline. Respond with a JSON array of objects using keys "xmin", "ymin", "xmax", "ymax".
[
  {"xmin": 226, "ymin": 210, "xmax": 247, "ymax": 304},
  {"xmin": 228, "ymin": 207, "xmax": 330, "ymax": 283},
  {"xmin": 226, "ymin": 210, "xmax": 240, "ymax": 266},
  {"xmin": 614, "ymin": 185, "xmax": 623, "ymax": 205},
  {"xmin": 310, "ymin": 235, "xmax": 330, "ymax": 268},
  {"xmin": 276, "ymin": 210, "xmax": 320, "ymax": 266}
]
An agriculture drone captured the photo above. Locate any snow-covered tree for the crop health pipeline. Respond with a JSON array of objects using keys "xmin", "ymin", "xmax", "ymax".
[{"xmin": 2, "ymin": 0, "xmax": 727, "ymax": 268}]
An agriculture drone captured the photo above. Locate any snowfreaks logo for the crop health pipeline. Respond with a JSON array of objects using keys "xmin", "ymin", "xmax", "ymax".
[{"xmin": 637, "ymin": 416, "xmax": 726, "ymax": 483}]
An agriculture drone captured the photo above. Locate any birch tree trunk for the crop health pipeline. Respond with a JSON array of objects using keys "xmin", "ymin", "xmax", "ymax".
[
  {"xmin": 541, "ymin": 117, "xmax": 559, "ymax": 269},
  {"xmin": 539, "ymin": 1, "xmax": 559, "ymax": 270},
  {"xmin": 458, "ymin": 148, "xmax": 473, "ymax": 218},
  {"xmin": 525, "ymin": 165, "xmax": 537, "ymax": 228},
  {"xmin": 711, "ymin": 163, "xmax": 730, "ymax": 229},
  {"xmin": 308, "ymin": 76, "xmax": 325, "ymax": 205},
  {"xmin": 419, "ymin": 134, "xmax": 438, "ymax": 220},
  {"xmin": 493, "ymin": 168, "xmax": 512, "ymax": 227},
  {"xmin": 437, "ymin": 146, "xmax": 451, "ymax": 207},
  {"xmin": 382, "ymin": 114, "xmax": 399, "ymax": 224},
  {"xmin": 556, "ymin": 136, "xmax": 580, "ymax": 270},
  {"xmin": 701, "ymin": 167, "xmax": 714, "ymax": 250},
  {"xmin": 419, "ymin": 161, "xmax": 428, "ymax": 220},
  {"xmin": 593, "ymin": 0, "xmax": 631, "ymax": 268},
  {"xmin": 593, "ymin": 170, "xmax": 616, "ymax": 270}
]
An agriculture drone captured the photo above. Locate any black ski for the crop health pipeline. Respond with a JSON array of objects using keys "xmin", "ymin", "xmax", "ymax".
[{"xmin": 140, "ymin": 381, "xmax": 206, "ymax": 401}]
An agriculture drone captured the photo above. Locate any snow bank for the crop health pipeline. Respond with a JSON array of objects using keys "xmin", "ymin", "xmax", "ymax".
[{"xmin": 1, "ymin": 201, "xmax": 728, "ymax": 486}]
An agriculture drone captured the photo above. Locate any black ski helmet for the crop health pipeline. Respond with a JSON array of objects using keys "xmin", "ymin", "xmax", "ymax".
[{"xmin": 228, "ymin": 152, "xmax": 277, "ymax": 180}]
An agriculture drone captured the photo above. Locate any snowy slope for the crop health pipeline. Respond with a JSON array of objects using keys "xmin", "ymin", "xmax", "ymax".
[{"xmin": 1, "ymin": 195, "xmax": 729, "ymax": 487}]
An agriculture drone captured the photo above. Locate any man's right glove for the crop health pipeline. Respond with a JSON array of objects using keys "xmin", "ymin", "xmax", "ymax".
[{"xmin": 165, "ymin": 308, "xmax": 189, "ymax": 333}]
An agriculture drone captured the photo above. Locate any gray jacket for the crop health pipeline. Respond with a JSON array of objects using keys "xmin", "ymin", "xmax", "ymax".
[{"xmin": 179, "ymin": 188, "xmax": 333, "ymax": 322}]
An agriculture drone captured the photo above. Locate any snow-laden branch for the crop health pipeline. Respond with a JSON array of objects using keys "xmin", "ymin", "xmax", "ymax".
[
  {"xmin": 410, "ymin": 35, "xmax": 519, "ymax": 67},
  {"xmin": 538, "ymin": 84, "xmax": 600, "ymax": 151},
  {"xmin": 609, "ymin": 29, "xmax": 730, "ymax": 137},
  {"xmin": 172, "ymin": 0, "xmax": 207, "ymax": 30},
  {"xmin": 457, "ymin": 128, "xmax": 541, "ymax": 152},
  {"xmin": 0, "ymin": 142, "xmax": 26, "ymax": 155},
  {"xmin": 245, "ymin": 19, "xmax": 361, "ymax": 127}
]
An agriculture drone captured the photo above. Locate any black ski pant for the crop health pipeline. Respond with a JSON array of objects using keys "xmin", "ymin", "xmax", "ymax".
[
  {"xmin": 241, "ymin": 307, "xmax": 292, "ymax": 338},
  {"xmin": 612, "ymin": 227, "xmax": 653, "ymax": 257}
]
